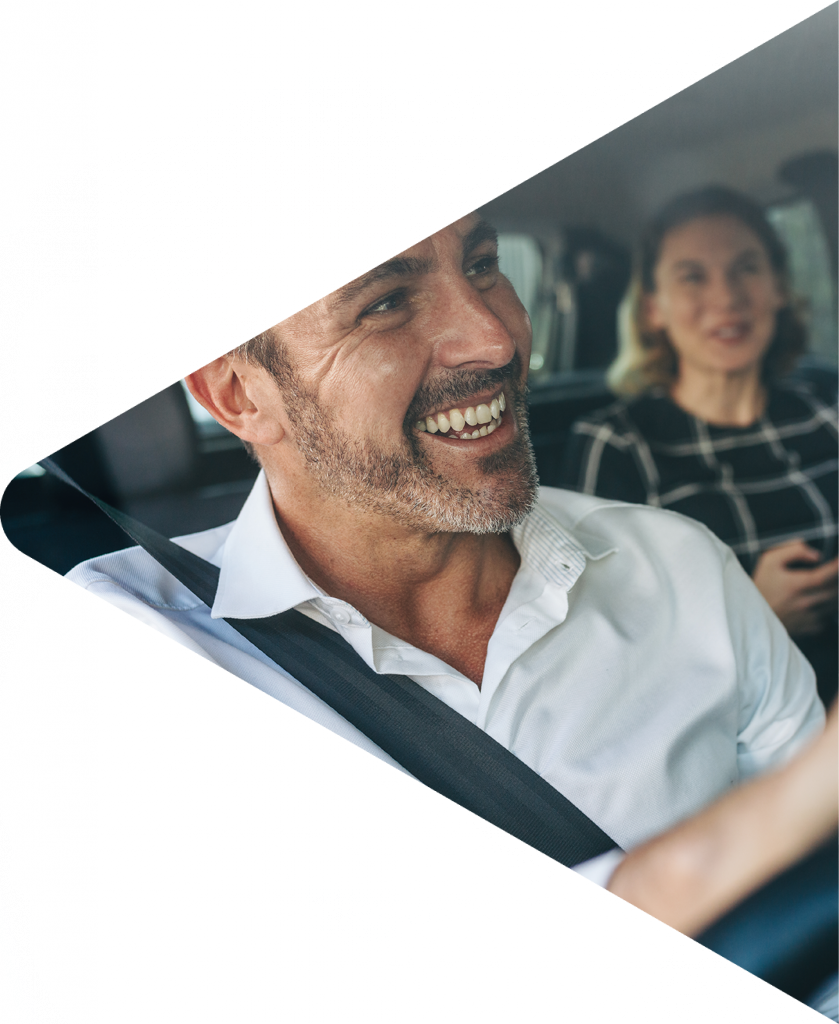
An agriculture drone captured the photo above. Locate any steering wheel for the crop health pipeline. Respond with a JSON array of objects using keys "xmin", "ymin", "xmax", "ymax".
[{"xmin": 697, "ymin": 835, "xmax": 838, "ymax": 1005}]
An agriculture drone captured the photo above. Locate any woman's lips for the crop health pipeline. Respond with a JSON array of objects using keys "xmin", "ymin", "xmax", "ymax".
[{"xmin": 709, "ymin": 322, "xmax": 751, "ymax": 343}]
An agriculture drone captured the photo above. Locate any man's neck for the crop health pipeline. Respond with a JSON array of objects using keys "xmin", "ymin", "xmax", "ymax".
[{"xmin": 264, "ymin": 471, "xmax": 521, "ymax": 688}]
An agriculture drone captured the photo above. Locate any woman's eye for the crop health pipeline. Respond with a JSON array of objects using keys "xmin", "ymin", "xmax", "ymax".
[
  {"xmin": 670, "ymin": 262, "xmax": 705, "ymax": 285},
  {"xmin": 739, "ymin": 260, "xmax": 761, "ymax": 274}
]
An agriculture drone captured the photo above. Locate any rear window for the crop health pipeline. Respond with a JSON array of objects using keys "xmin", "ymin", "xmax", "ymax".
[
  {"xmin": 497, "ymin": 233, "xmax": 557, "ymax": 379},
  {"xmin": 767, "ymin": 198, "xmax": 837, "ymax": 366}
]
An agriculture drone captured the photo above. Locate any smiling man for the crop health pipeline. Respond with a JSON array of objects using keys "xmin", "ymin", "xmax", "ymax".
[
  {"xmin": 1, "ymin": 72, "xmax": 839, "ymax": 1024},
  {"xmin": 189, "ymin": 217, "xmax": 537, "ymax": 687}
]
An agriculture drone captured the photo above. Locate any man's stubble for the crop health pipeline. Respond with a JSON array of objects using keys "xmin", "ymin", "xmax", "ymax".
[{"xmin": 270, "ymin": 348, "xmax": 539, "ymax": 535}]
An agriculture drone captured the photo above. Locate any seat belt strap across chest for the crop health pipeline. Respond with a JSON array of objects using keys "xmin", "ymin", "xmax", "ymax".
[{"xmin": 42, "ymin": 457, "xmax": 620, "ymax": 867}]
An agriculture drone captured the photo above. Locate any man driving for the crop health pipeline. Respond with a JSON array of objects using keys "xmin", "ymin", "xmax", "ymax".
[{"xmin": 1, "ymin": 70, "xmax": 839, "ymax": 1024}]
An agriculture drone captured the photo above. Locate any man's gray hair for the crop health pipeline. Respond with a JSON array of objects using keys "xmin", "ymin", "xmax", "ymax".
[{"xmin": 152, "ymin": 71, "xmax": 415, "ymax": 368}]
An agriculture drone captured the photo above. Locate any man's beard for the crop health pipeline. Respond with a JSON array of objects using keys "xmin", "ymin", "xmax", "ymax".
[{"xmin": 277, "ymin": 354, "xmax": 539, "ymax": 534}]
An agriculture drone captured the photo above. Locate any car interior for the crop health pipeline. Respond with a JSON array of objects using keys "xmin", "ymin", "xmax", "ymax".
[{"xmin": 1, "ymin": 2, "xmax": 839, "ymax": 1024}]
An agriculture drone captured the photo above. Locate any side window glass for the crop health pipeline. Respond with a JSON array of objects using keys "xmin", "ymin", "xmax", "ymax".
[
  {"xmin": 497, "ymin": 233, "xmax": 553, "ymax": 378},
  {"xmin": 767, "ymin": 199, "xmax": 837, "ymax": 366},
  {"xmin": 498, "ymin": 232, "xmax": 576, "ymax": 383},
  {"xmin": 498, "ymin": 231, "xmax": 630, "ymax": 383}
]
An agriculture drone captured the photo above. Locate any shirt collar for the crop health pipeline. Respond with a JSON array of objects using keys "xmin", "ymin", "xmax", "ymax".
[
  {"xmin": 211, "ymin": 473, "xmax": 615, "ymax": 620},
  {"xmin": 511, "ymin": 503, "xmax": 588, "ymax": 590},
  {"xmin": 211, "ymin": 471, "xmax": 321, "ymax": 620},
  {"xmin": 510, "ymin": 495, "xmax": 617, "ymax": 591}
]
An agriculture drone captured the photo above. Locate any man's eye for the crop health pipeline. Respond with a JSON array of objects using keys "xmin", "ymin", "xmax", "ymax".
[
  {"xmin": 360, "ymin": 290, "xmax": 406, "ymax": 317},
  {"xmin": 466, "ymin": 255, "xmax": 499, "ymax": 278}
]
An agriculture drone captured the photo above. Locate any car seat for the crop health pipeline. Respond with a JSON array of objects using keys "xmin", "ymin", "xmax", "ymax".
[
  {"xmin": 529, "ymin": 370, "xmax": 616, "ymax": 487},
  {"xmin": 39, "ymin": 354, "xmax": 254, "ymax": 536}
]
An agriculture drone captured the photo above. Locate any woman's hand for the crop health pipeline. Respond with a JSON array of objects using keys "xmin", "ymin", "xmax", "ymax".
[{"xmin": 752, "ymin": 540, "xmax": 838, "ymax": 636}]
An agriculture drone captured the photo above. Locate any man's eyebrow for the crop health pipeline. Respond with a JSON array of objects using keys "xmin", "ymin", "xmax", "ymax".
[
  {"xmin": 462, "ymin": 219, "xmax": 498, "ymax": 255},
  {"xmin": 330, "ymin": 256, "xmax": 435, "ymax": 312}
]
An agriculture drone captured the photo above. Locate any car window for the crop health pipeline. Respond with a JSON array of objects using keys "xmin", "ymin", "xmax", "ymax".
[
  {"xmin": 497, "ymin": 233, "xmax": 557, "ymax": 380},
  {"xmin": 767, "ymin": 198, "xmax": 837, "ymax": 366}
]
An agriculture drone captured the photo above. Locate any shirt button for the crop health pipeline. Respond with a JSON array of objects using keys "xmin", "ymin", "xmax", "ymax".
[{"xmin": 332, "ymin": 608, "xmax": 351, "ymax": 625}]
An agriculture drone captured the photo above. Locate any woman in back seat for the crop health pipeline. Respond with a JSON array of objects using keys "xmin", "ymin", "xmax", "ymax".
[{"xmin": 560, "ymin": 186, "xmax": 838, "ymax": 704}]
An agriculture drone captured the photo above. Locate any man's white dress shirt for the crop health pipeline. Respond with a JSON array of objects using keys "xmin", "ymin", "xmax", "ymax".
[{"xmin": 0, "ymin": 477, "xmax": 827, "ymax": 1024}]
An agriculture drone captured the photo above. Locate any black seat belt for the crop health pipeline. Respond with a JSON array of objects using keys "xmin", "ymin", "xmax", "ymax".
[{"xmin": 42, "ymin": 457, "xmax": 619, "ymax": 867}]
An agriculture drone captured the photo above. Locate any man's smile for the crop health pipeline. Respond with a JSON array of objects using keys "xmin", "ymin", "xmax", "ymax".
[{"xmin": 414, "ymin": 391, "xmax": 507, "ymax": 441}]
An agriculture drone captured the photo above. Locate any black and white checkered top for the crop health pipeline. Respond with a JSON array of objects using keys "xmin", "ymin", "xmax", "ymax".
[{"xmin": 559, "ymin": 378, "xmax": 838, "ymax": 574}]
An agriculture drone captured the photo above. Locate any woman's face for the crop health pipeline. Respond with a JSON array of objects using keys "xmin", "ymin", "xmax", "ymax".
[{"xmin": 645, "ymin": 214, "xmax": 785, "ymax": 380}]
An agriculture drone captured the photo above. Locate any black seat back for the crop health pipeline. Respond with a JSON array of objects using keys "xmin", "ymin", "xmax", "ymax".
[
  {"xmin": 528, "ymin": 371, "xmax": 615, "ymax": 487},
  {"xmin": 38, "ymin": 352, "xmax": 256, "ymax": 536}
]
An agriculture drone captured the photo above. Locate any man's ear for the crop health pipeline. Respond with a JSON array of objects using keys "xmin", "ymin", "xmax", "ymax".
[{"xmin": 185, "ymin": 356, "xmax": 286, "ymax": 446}]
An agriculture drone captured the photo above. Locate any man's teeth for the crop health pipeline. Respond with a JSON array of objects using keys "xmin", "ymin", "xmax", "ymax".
[{"xmin": 416, "ymin": 394, "xmax": 507, "ymax": 439}]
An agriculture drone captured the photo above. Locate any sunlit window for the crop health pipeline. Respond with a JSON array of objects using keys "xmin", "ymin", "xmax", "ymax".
[
  {"xmin": 497, "ymin": 233, "xmax": 549, "ymax": 374},
  {"xmin": 767, "ymin": 199, "xmax": 837, "ymax": 366}
]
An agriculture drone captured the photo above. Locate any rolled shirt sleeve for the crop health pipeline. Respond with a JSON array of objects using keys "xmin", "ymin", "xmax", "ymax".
[{"xmin": 721, "ymin": 544, "xmax": 826, "ymax": 778}]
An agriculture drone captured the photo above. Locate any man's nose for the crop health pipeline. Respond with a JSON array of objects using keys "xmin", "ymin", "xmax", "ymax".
[{"xmin": 431, "ymin": 279, "xmax": 520, "ymax": 370}]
